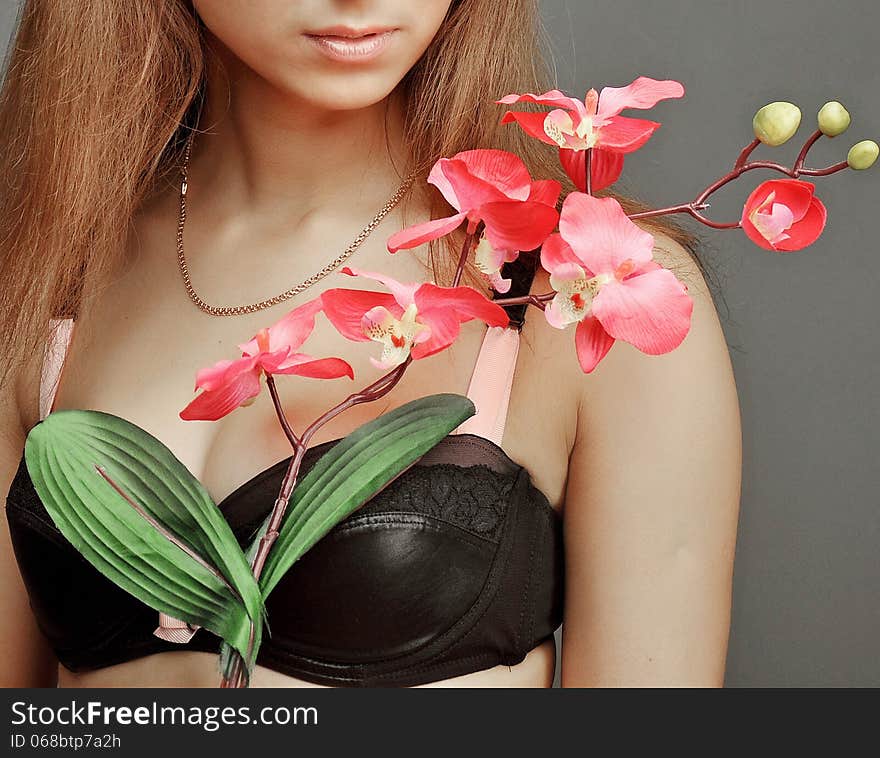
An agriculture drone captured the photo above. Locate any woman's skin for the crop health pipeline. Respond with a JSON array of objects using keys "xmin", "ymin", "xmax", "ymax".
[{"xmin": 0, "ymin": 0, "xmax": 742, "ymax": 687}]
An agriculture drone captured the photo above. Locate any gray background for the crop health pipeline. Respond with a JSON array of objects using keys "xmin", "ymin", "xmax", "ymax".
[{"xmin": 3, "ymin": 1, "xmax": 878, "ymax": 687}]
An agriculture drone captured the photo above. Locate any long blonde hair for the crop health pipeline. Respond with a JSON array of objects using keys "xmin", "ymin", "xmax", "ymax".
[{"xmin": 0, "ymin": 0, "xmax": 707, "ymax": 393}]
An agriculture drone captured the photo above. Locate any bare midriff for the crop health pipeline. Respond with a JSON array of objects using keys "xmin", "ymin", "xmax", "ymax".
[{"xmin": 56, "ymin": 637, "xmax": 556, "ymax": 688}]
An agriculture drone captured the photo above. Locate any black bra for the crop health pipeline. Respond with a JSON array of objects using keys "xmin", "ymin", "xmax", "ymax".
[{"xmin": 4, "ymin": 254, "xmax": 565, "ymax": 687}]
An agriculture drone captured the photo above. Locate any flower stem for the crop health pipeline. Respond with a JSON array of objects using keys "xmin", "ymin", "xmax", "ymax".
[
  {"xmin": 265, "ymin": 374, "xmax": 300, "ymax": 448},
  {"xmin": 626, "ymin": 128, "xmax": 849, "ymax": 229},
  {"xmin": 584, "ymin": 148, "xmax": 593, "ymax": 195},
  {"xmin": 451, "ymin": 226, "xmax": 480, "ymax": 287},
  {"xmin": 220, "ymin": 355, "xmax": 412, "ymax": 688},
  {"xmin": 794, "ymin": 129, "xmax": 823, "ymax": 172},
  {"xmin": 733, "ymin": 138, "xmax": 761, "ymax": 170},
  {"xmin": 491, "ymin": 291, "xmax": 555, "ymax": 310}
]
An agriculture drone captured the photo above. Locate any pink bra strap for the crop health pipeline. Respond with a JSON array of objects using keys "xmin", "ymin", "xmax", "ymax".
[
  {"xmin": 39, "ymin": 317, "xmax": 76, "ymax": 421},
  {"xmin": 451, "ymin": 325, "xmax": 521, "ymax": 446}
]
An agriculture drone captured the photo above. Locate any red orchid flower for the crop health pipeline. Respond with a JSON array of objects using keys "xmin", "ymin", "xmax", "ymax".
[
  {"xmin": 179, "ymin": 296, "xmax": 354, "ymax": 422},
  {"xmin": 386, "ymin": 149, "xmax": 560, "ymax": 293},
  {"xmin": 321, "ymin": 266, "xmax": 510, "ymax": 370},
  {"xmin": 496, "ymin": 76, "xmax": 685, "ymax": 193},
  {"xmin": 540, "ymin": 192, "xmax": 693, "ymax": 373},
  {"xmin": 740, "ymin": 179, "xmax": 827, "ymax": 251}
]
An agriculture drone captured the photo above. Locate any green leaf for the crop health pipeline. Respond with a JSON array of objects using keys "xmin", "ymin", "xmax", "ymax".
[
  {"xmin": 258, "ymin": 392, "xmax": 475, "ymax": 597},
  {"xmin": 24, "ymin": 410, "xmax": 265, "ymax": 683}
]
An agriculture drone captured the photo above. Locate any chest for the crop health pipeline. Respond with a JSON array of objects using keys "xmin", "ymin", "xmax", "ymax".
[{"xmin": 47, "ymin": 226, "xmax": 574, "ymax": 515}]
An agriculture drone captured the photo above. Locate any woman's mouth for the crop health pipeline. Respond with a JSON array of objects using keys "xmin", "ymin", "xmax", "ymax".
[{"xmin": 304, "ymin": 29, "xmax": 397, "ymax": 63}]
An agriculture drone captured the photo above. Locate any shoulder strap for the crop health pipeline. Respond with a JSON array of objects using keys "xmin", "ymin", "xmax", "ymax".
[
  {"xmin": 39, "ymin": 317, "xmax": 76, "ymax": 421},
  {"xmin": 451, "ymin": 251, "xmax": 540, "ymax": 445}
]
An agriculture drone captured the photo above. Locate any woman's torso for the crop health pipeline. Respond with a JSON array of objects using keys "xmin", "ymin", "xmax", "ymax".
[{"xmin": 13, "ymin": 186, "xmax": 581, "ymax": 687}]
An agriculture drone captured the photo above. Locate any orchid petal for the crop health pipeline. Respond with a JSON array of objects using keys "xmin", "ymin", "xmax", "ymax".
[
  {"xmin": 590, "ymin": 267, "xmax": 692, "ymax": 354},
  {"xmin": 256, "ymin": 348, "xmax": 299, "ymax": 374},
  {"xmin": 479, "ymin": 199, "xmax": 559, "ymax": 252},
  {"xmin": 499, "ymin": 111, "xmax": 560, "ymax": 146},
  {"xmin": 180, "ymin": 367, "xmax": 263, "ymax": 422},
  {"xmin": 548, "ymin": 261, "xmax": 588, "ymax": 285},
  {"xmin": 574, "ymin": 313, "xmax": 616, "ymax": 373},
  {"xmin": 559, "ymin": 192, "xmax": 655, "ymax": 274},
  {"xmin": 237, "ymin": 296, "xmax": 323, "ymax": 356},
  {"xmin": 362, "ymin": 302, "xmax": 431, "ymax": 367},
  {"xmin": 407, "ymin": 308, "xmax": 462, "ymax": 360},
  {"xmin": 750, "ymin": 201, "xmax": 795, "ymax": 245},
  {"xmin": 369, "ymin": 353, "xmax": 405, "ymax": 371},
  {"xmin": 496, "ymin": 88, "xmax": 588, "ymax": 119},
  {"xmin": 540, "ymin": 233, "xmax": 588, "ymax": 276},
  {"xmin": 558, "ymin": 147, "xmax": 625, "ymax": 193},
  {"xmin": 473, "ymin": 236, "xmax": 518, "ymax": 293},
  {"xmin": 744, "ymin": 179, "xmax": 816, "ymax": 222},
  {"xmin": 193, "ymin": 358, "xmax": 240, "ymax": 393},
  {"xmin": 596, "ymin": 76, "xmax": 685, "ymax": 118},
  {"xmin": 321, "ymin": 288, "xmax": 401, "ymax": 342},
  {"xmin": 193, "ymin": 354, "xmax": 261, "ymax": 393},
  {"xmin": 546, "ymin": 265, "xmax": 590, "ymax": 328},
  {"xmin": 386, "ymin": 211, "xmax": 467, "ymax": 252},
  {"xmin": 485, "ymin": 269, "xmax": 512, "ymax": 293},
  {"xmin": 414, "ymin": 283, "xmax": 510, "ymax": 328},
  {"xmin": 429, "ymin": 158, "xmax": 513, "ymax": 211},
  {"xmin": 774, "ymin": 196, "xmax": 827, "ymax": 251},
  {"xmin": 426, "ymin": 158, "xmax": 466, "ymax": 210},
  {"xmin": 273, "ymin": 354, "xmax": 355, "ymax": 380},
  {"xmin": 740, "ymin": 180, "xmax": 825, "ymax": 252},
  {"xmin": 340, "ymin": 266, "xmax": 421, "ymax": 308},
  {"xmin": 544, "ymin": 296, "xmax": 570, "ymax": 330},
  {"xmin": 362, "ymin": 304, "xmax": 398, "ymax": 341},
  {"xmin": 596, "ymin": 115, "xmax": 662, "ymax": 152},
  {"xmin": 528, "ymin": 179, "xmax": 562, "ymax": 207},
  {"xmin": 474, "ymin": 235, "xmax": 510, "ymax": 274},
  {"xmin": 590, "ymin": 149, "xmax": 626, "ymax": 190},
  {"xmin": 448, "ymin": 149, "xmax": 534, "ymax": 200},
  {"xmin": 543, "ymin": 109, "xmax": 578, "ymax": 148}
]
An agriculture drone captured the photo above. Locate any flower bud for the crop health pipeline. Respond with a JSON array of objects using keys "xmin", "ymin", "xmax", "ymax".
[
  {"xmin": 847, "ymin": 140, "xmax": 879, "ymax": 170},
  {"xmin": 753, "ymin": 102, "xmax": 802, "ymax": 146},
  {"xmin": 817, "ymin": 101, "xmax": 851, "ymax": 137}
]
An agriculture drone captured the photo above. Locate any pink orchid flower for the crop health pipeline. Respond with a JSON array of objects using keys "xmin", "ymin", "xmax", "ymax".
[
  {"xmin": 496, "ymin": 76, "xmax": 685, "ymax": 193},
  {"xmin": 541, "ymin": 192, "xmax": 693, "ymax": 373},
  {"xmin": 740, "ymin": 179, "xmax": 827, "ymax": 251},
  {"xmin": 179, "ymin": 296, "xmax": 355, "ymax": 422},
  {"xmin": 321, "ymin": 266, "xmax": 510, "ymax": 370},
  {"xmin": 386, "ymin": 149, "xmax": 560, "ymax": 293}
]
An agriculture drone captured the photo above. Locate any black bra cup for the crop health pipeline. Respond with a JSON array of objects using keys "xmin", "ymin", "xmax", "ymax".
[{"xmin": 5, "ymin": 432, "xmax": 564, "ymax": 687}]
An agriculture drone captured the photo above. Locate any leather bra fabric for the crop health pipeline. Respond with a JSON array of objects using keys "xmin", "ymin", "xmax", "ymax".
[{"xmin": 3, "ymin": 252, "xmax": 566, "ymax": 687}]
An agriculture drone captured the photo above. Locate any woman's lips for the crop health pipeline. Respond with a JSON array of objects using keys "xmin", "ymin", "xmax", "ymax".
[{"xmin": 305, "ymin": 30, "xmax": 397, "ymax": 62}]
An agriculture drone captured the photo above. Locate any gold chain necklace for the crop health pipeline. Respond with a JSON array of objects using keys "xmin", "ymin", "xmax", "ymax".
[{"xmin": 176, "ymin": 129, "xmax": 417, "ymax": 317}]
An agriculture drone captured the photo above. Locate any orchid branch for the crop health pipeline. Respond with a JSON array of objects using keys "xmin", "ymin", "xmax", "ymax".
[
  {"xmin": 221, "ymin": 229, "xmax": 481, "ymax": 687},
  {"xmin": 627, "ymin": 127, "xmax": 850, "ymax": 229},
  {"xmin": 585, "ymin": 148, "xmax": 593, "ymax": 196},
  {"xmin": 265, "ymin": 375, "xmax": 300, "ymax": 448}
]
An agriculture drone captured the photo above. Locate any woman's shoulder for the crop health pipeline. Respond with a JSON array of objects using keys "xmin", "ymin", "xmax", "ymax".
[
  {"xmin": 572, "ymin": 226, "xmax": 736, "ymax": 432},
  {"xmin": 526, "ymin": 227, "xmax": 733, "ymax": 450}
]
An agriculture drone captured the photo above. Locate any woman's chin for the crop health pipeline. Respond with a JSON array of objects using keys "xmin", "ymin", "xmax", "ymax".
[{"xmin": 278, "ymin": 77, "xmax": 400, "ymax": 113}]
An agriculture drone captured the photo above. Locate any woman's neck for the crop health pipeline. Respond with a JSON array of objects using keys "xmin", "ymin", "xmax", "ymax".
[{"xmin": 190, "ymin": 43, "xmax": 414, "ymax": 227}]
